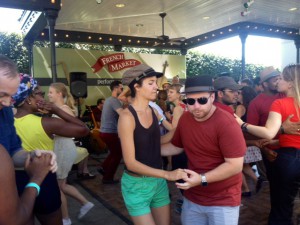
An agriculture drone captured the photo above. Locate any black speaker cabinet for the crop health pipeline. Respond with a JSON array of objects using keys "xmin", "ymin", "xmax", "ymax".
[{"xmin": 70, "ymin": 72, "xmax": 87, "ymax": 98}]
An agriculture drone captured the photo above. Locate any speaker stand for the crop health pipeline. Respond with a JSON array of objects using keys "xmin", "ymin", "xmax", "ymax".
[{"xmin": 76, "ymin": 98, "xmax": 81, "ymax": 118}]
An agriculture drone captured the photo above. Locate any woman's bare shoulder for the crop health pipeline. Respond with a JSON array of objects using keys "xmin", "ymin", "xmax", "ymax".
[
  {"xmin": 119, "ymin": 108, "xmax": 134, "ymax": 122},
  {"xmin": 120, "ymin": 107, "xmax": 131, "ymax": 116},
  {"xmin": 118, "ymin": 108, "xmax": 135, "ymax": 132}
]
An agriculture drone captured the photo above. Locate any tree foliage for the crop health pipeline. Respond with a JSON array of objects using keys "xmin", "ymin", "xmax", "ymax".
[
  {"xmin": 0, "ymin": 32, "xmax": 29, "ymax": 73},
  {"xmin": 0, "ymin": 32, "xmax": 264, "ymax": 81},
  {"xmin": 186, "ymin": 51, "xmax": 264, "ymax": 81}
]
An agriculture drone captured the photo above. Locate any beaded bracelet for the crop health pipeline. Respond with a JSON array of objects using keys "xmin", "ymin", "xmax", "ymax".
[{"xmin": 25, "ymin": 182, "xmax": 40, "ymax": 196}]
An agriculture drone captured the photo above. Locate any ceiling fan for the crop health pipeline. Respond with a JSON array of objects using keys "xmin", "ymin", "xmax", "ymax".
[{"xmin": 154, "ymin": 12, "xmax": 186, "ymax": 47}]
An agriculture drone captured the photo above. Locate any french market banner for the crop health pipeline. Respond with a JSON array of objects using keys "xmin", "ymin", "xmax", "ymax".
[
  {"xmin": 33, "ymin": 47, "xmax": 186, "ymax": 107},
  {"xmin": 91, "ymin": 53, "xmax": 141, "ymax": 72}
]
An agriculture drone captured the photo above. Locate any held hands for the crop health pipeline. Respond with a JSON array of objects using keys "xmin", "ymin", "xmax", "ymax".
[
  {"xmin": 261, "ymin": 146, "xmax": 278, "ymax": 162},
  {"xmin": 32, "ymin": 150, "xmax": 58, "ymax": 173},
  {"xmin": 165, "ymin": 169, "xmax": 188, "ymax": 181},
  {"xmin": 254, "ymin": 139, "xmax": 278, "ymax": 162},
  {"xmin": 175, "ymin": 169, "xmax": 201, "ymax": 190},
  {"xmin": 258, "ymin": 139, "xmax": 279, "ymax": 148},
  {"xmin": 253, "ymin": 139, "xmax": 276, "ymax": 148},
  {"xmin": 25, "ymin": 153, "xmax": 52, "ymax": 185}
]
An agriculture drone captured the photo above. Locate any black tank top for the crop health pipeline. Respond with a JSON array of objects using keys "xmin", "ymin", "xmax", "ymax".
[{"xmin": 128, "ymin": 105, "xmax": 162, "ymax": 169}]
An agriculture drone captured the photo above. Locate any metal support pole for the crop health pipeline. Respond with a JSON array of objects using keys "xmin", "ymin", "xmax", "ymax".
[
  {"xmin": 24, "ymin": 39, "xmax": 34, "ymax": 76},
  {"xmin": 295, "ymin": 38, "xmax": 300, "ymax": 64},
  {"xmin": 180, "ymin": 48, "xmax": 187, "ymax": 55},
  {"xmin": 114, "ymin": 44, "xmax": 123, "ymax": 52},
  {"xmin": 239, "ymin": 32, "xmax": 248, "ymax": 80},
  {"xmin": 44, "ymin": 9, "xmax": 59, "ymax": 83}
]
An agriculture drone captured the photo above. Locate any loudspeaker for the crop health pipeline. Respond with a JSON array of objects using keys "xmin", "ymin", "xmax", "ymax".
[{"xmin": 70, "ymin": 72, "xmax": 87, "ymax": 98}]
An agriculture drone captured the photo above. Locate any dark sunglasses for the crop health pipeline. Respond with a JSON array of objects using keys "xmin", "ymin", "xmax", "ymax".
[{"xmin": 183, "ymin": 96, "xmax": 211, "ymax": 105}]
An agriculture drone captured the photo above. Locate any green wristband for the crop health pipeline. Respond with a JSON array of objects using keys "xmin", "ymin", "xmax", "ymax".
[
  {"xmin": 25, "ymin": 182, "xmax": 40, "ymax": 196},
  {"xmin": 159, "ymin": 117, "xmax": 164, "ymax": 124}
]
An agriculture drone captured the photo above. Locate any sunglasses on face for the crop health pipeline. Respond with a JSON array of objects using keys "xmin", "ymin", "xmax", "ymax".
[{"xmin": 183, "ymin": 95, "xmax": 211, "ymax": 105}]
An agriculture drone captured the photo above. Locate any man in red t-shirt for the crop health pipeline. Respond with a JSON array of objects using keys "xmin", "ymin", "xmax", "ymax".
[
  {"xmin": 246, "ymin": 66, "xmax": 300, "ymax": 224},
  {"xmin": 162, "ymin": 75, "xmax": 246, "ymax": 225},
  {"xmin": 247, "ymin": 66, "xmax": 283, "ymax": 189}
]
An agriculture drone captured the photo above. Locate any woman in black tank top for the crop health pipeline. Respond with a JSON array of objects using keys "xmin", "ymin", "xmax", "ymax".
[{"xmin": 118, "ymin": 64, "xmax": 187, "ymax": 225}]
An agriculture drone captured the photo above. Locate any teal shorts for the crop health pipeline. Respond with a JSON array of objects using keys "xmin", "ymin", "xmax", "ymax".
[{"xmin": 121, "ymin": 172, "xmax": 170, "ymax": 217}]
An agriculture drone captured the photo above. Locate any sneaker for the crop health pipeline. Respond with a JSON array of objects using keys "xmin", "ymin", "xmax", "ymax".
[
  {"xmin": 78, "ymin": 202, "xmax": 94, "ymax": 219},
  {"xmin": 62, "ymin": 218, "xmax": 72, "ymax": 225}
]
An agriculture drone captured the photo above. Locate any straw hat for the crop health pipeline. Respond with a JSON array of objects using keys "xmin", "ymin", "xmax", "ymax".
[{"xmin": 260, "ymin": 66, "xmax": 280, "ymax": 83}]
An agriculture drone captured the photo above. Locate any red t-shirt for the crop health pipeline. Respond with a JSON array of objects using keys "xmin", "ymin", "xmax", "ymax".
[
  {"xmin": 213, "ymin": 101, "xmax": 234, "ymax": 115},
  {"xmin": 170, "ymin": 102, "xmax": 187, "ymax": 122},
  {"xmin": 92, "ymin": 107, "xmax": 102, "ymax": 122},
  {"xmin": 179, "ymin": 102, "xmax": 187, "ymax": 111},
  {"xmin": 247, "ymin": 93, "xmax": 284, "ymax": 126},
  {"xmin": 270, "ymin": 97, "xmax": 300, "ymax": 148},
  {"xmin": 171, "ymin": 107, "xmax": 246, "ymax": 206},
  {"xmin": 247, "ymin": 93, "xmax": 284, "ymax": 149}
]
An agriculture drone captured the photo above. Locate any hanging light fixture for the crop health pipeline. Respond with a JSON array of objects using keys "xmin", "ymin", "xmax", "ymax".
[
  {"xmin": 244, "ymin": 0, "xmax": 254, "ymax": 8},
  {"xmin": 241, "ymin": 0, "xmax": 254, "ymax": 16}
]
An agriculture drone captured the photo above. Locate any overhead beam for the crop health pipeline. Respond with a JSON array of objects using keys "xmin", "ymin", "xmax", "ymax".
[
  {"xmin": 185, "ymin": 22, "xmax": 299, "ymax": 49},
  {"xmin": 23, "ymin": 13, "xmax": 47, "ymax": 42},
  {"xmin": 34, "ymin": 29, "xmax": 184, "ymax": 50},
  {"xmin": 31, "ymin": 22, "xmax": 299, "ymax": 51},
  {"xmin": 3, "ymin": 0, "xmax": 62, "ymax": 81},
  {"xmin": 0, "ymin": 0, "xmax": 61, "ymax": 11}
]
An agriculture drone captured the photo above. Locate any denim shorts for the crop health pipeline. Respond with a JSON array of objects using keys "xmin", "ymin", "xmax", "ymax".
[{"xmin": 121, "ymin": 172, "xmax": 170, "ymax": 217}]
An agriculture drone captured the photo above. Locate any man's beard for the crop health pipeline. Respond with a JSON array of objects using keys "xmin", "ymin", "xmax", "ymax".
[
  {"xmin": 269, "ymin": 88, "xmax": 278, "ymax": 94},
  {"xmin": 222, "ymin": 98, "xmax": 236, "ymax": 106}
]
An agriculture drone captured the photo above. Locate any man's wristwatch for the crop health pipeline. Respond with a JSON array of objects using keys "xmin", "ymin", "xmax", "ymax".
[{"xmin": 200, "ymin": 174, "xmax": 208, "ymax": 186}]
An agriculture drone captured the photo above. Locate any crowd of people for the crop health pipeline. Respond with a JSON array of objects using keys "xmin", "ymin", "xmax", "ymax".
[{"xmin": 1, "ymin": 52, "xmax": 300, "ymax": 225}]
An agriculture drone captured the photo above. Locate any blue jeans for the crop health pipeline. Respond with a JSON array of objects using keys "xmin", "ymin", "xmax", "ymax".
[
  {"xmin": 268, "ymin": 147, "xmax": 300, "ymax": 225},
  {"xmin": 181, "ymin": 197, "xmax": 240, "ymax": 225}
]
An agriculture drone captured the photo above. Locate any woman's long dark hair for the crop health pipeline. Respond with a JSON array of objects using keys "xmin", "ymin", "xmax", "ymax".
[{"xmin": 241, "ymin": 86, "xmax": 257, "ymax": 109}]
